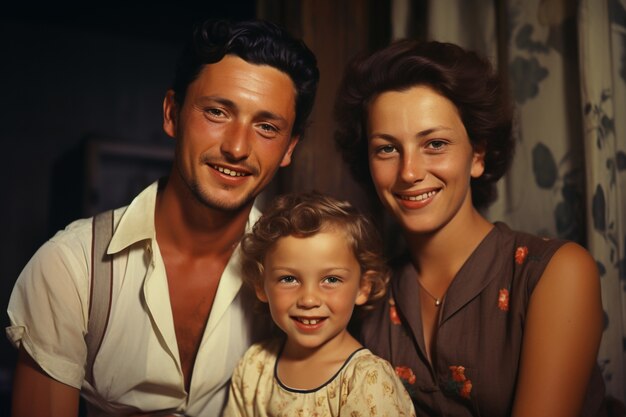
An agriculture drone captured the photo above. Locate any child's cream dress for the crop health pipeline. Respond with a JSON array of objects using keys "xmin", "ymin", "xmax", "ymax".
[{"xmin": 224, "ymin": 339, "xmax": 416, "ymax": 417}]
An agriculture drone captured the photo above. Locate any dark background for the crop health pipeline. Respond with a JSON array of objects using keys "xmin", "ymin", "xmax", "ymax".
[{"xmin": 1, "ymin": 3, "xmax": 256, "ymax": 411}]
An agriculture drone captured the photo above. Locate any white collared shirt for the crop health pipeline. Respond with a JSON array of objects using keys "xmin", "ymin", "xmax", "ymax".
[{"xmin": 7, "ymin": 181, "xmax": 267, "ymax": 416}]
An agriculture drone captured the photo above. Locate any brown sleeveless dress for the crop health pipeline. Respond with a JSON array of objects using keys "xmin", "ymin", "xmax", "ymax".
[{"xmin": 360, "ymin": 222, "xmax": 607, "ymax": 417}]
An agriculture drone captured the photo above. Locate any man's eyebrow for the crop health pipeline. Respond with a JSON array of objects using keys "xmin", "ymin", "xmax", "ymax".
[
  {"xmin": 196, "ymin": 96, "xmax": 236, "ymax": 108},
  {"xmin": 256, "ymin": 110, "xmax": 288, "ymax": 124}
]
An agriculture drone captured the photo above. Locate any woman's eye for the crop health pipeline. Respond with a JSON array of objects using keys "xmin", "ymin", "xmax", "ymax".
[
  {"xmin": 378, "ymin": 145, "xmax": 396, "ymax": 154},
  {"xmin": 427, "ymin": 140, "xmax": 447, "ymax": 150}
]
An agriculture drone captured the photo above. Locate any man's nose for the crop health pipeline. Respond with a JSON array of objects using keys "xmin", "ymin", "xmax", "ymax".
[{"xmin": 220, "ymin": 122, "xmax": 252, "ymax": 162}]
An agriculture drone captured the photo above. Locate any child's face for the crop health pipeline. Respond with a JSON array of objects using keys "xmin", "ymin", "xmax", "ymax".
[{"xmin": 257, "ymin": 229, "xmax": 370, "ymax": 353}]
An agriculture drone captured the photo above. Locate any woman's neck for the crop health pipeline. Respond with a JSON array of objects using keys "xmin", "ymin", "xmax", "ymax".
[{"xmin": 405, "ymin": 205, "xmax": 493, "ymax": 283}]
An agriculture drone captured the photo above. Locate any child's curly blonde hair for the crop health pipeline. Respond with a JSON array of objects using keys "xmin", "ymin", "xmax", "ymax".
[{"xmin": 241, "ymin": 192, "xmax": 390, "ymax": 309}]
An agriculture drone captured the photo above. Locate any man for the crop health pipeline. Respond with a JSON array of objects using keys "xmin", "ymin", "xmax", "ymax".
[{"xmin": 7, "ymin": 19, "xmax": 319, "ymax": 417}]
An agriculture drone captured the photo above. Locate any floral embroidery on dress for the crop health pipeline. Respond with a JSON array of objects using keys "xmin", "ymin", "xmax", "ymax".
[
  {"xmin": 515, "ymin": 246, "xmax": 529, "ymax": 264},
  {"xmin": 395, "ymin": 366, "xmax": 416, "ymax": 384},
  {"xmin": 498, "ymin": 288, "xmax": 510, "ymax": 311},
  {"xmin": 445, "ymin": 365, "xmax": 472, "ymax": 399},
  {"xmin": 389, "ymin": 297, "xmax": 401, "ymax": 325},
  {"xmin": 365, "ymin": 369, "xmax": 379, "ymax": 384}
]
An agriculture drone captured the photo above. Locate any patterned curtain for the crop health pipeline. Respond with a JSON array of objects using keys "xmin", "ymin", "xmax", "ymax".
[
  {"xmin": 579, "ymin": 0, "xmax": 626, "ymax": 405},
  {"xmin": 414, "ymin": 0, "xmax": 626, "ymax": 406}
]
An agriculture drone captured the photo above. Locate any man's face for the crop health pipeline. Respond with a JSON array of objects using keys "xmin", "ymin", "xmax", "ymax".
[{"xmin": 163, "ymin": 55, "xmax": 299, "ymax": 212}]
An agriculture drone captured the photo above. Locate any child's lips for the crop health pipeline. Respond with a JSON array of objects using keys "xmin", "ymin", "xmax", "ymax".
[{"xmin": 292, "ymin": 316, "xmax": 327, "ymax": 329}]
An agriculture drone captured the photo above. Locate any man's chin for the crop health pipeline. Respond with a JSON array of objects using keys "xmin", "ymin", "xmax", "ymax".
[{"xmin": 195, "ymin": 191, "xmax": 254, "ymax": 213}]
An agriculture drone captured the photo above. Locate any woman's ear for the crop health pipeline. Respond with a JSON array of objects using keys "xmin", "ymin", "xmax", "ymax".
[
  {"xmin": 355, "ymin": 272, "xmax": 374, "ymax": 306},
  {"xmin": 471, "ymin": 145, "xmax": 486, "ymax": 178}
]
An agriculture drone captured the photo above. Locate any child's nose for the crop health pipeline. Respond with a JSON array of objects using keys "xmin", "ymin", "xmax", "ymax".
[{"xmin": 297, "ymin": 288, "xmax": 321, "ymax": 308}]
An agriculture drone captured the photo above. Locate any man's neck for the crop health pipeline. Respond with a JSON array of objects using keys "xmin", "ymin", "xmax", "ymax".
[{"xmin": 154, "ymin": 176, "xmax": 253, "ymax": 257}]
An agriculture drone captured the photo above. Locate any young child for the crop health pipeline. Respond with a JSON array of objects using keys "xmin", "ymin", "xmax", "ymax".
[{"xmin": 224, "ymin": 192, "xmax": 416, "ymax": 417}]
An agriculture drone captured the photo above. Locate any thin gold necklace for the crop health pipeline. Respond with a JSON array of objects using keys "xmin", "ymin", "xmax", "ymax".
[{"xmin": 417, "ymin": 279, "xmax": 443, "ymax": 307}]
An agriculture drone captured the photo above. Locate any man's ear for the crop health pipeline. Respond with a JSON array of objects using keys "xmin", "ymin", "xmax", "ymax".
[
  {"xmin": 163, "ymin": 90, "xmax": 178, "ymax": 139},
  {"xmin": 355, "ymin": 272, "xmax": 374, "ymax": 306},
  {"xmin": 255, "ymin": 285, "xmax": 269, "ymax": 303},
  {"xmin": 279, "ymin": 135, "xmax": 300, "ymax": 168}
]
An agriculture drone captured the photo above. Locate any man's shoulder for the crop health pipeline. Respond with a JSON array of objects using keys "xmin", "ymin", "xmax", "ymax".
[{"xmin": 49, "ymin": 205, "xmax": 129, "ymax": 248}]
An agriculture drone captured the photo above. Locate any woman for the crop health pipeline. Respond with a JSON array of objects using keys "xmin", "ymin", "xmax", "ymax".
[{"xmin": 334, "ymin": 40, "xmax": 606, "ymax": 416}]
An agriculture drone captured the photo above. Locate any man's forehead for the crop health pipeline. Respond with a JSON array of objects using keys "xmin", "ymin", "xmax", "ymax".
[{"xmin": 200, "ymin": 55, "xmax": 294, "ymax": 86}]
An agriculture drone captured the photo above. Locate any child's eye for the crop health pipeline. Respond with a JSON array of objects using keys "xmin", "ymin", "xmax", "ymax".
[
  {"xmin": 322, "ymin": 276, "xmax": 342, "ymax": 285},
  {"xmin": 278, "ymin": 275, "xmax": 297, "ymax": 284}
]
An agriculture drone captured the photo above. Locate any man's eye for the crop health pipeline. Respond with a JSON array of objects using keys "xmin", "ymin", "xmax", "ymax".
[
  {"xmin": 259, "ymin": 123, "xmax": 277, "ymax": 132},
  {"xmin": 205, "ymin": 108, "xmax": 225, "ymax": 117}
]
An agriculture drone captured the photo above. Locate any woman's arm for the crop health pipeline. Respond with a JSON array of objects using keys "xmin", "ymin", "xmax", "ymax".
[
  {"xmin": 12, "ymin": 346, "xmax": 80, "ymax": 417},
  {"xmin": 511, "ymin": 242, "xmax": 603, "ymax": 417}
]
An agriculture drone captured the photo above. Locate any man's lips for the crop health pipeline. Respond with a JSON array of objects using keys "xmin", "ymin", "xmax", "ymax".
[{"xmin": 212, "ymin": 164, "xmax": 250, "ymax": 177}]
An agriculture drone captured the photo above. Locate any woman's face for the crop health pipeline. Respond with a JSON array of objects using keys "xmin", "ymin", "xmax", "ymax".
[{"xmin": 367, "ymin": 85, "xmax": 484, "ymax": 235}]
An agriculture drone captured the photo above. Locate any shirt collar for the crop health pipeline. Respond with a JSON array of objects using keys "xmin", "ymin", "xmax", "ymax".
[
  {"xmin": 108, "ymin": 181, "xmax": 159, "ymax": 254},
  {"xmin": 106, "ymin": 181, "xmax": 264, "ymax": 254}
]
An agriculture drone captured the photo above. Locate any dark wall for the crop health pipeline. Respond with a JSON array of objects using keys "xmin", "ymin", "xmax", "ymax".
[{"xmin": 0, "ymin": 3, "xmax": 255, "ymax": 409}]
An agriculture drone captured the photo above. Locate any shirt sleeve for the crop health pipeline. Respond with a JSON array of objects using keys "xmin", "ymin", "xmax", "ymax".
[
  {"xmin": 342, "ymin": 354, "xmax": 417, "ymax": 417},
  {"xmin": 6, "ymin": 237, "xmax": 90, "ymax": 389}
]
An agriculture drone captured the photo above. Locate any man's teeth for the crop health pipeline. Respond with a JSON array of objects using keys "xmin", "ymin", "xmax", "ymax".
[
  {"xmin": 299, "ymin": 318, "xmax": 321, "ymax": 325},
  {"xmin": 402, "ymin": 191, "xmax": 437, "ymax": 201},
  {"xmin": 214, "ymin": 166, "xmax": 246, "ymax": 177}
]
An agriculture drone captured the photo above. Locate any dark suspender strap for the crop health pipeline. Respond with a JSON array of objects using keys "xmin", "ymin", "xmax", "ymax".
[{"xmin": 85, "ymin": 210, "xmax": 114, "ymax": 385}]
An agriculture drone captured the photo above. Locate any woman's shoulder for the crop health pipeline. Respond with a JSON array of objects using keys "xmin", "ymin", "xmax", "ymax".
[
  {"xmin": 493, "ymin": 222, "xmax": 599, "ymax": 298},
  {"xmin": 493, "ymin": 222, "xmax": 567, "ymax": 257}
]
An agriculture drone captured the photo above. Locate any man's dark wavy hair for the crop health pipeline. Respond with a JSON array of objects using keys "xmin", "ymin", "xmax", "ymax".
[
  {"xmin": 334, "ymin": 40, "xmax": 514, "ymax": 209},
  {"xmin": 172, "ymin": 19, "xmax": 319, "ymax": 138}
]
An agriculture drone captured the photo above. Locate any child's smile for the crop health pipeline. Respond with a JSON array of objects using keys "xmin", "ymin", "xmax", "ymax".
[{"xmin": 257, "ymin": 230, "xmax": 370, "ymax": 357}]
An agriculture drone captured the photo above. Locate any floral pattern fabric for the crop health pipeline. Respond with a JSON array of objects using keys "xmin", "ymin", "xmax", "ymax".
[
  {"xmin": 579, "ymin": 0, "xmax": 626, "ymax": 404},
  {"xmin": 223, "ymin": 339, "xmax": 416, "ymax": 417},
  {"xmin": 418, "ymin": 0, "xmax": 626, "ymax": 405},
  {"xmin": 360, "ymin": 222, "xmax": 606, "ymax": 416}
]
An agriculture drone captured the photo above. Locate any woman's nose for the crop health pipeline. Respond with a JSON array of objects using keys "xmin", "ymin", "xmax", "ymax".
[{"xmin": 399, "ymin": 151, "xmax": 426, "ymax": 184}]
